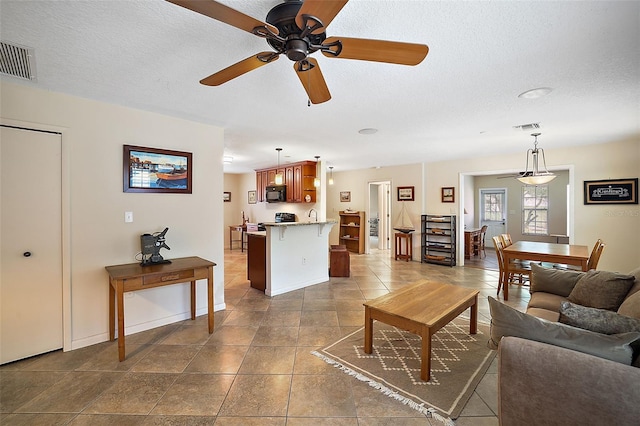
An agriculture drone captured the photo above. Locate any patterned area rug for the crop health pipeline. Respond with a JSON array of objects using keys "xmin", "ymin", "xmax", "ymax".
[{"xmin": 312, "ymin": 318, "xmax": 494, "ymax": 424}]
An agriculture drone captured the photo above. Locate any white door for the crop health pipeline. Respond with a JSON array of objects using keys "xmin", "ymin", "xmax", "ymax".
[
  {"xmin": 480, "ymin": 188, "xmax": 507, "ymax": 247},
  {"xmin": 1, "ymin": 126, "xmax": 63, "ymax": 364}
]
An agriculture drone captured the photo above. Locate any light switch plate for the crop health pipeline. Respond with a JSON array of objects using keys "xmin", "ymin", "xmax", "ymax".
[{"xmin": 125, "ymin": 211, "xmax": 133, "ymax": 223}]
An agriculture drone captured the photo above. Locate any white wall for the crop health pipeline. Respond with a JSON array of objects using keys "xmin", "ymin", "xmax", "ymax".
[{"xmin": 1, "ymin": 81, "xmax": 225, "ymax": 351}]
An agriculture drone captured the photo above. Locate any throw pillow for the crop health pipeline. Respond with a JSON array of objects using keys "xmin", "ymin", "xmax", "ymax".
[
  {"xmin": 559, "ymin": 301, "xmax": 640, "ymax": 334},
  {"xmin": 618, "ymin": 290, "xmax": 640, "ymax": 320},
  {"xmin": 529, "ymin": 263, "xmax": 584, "ymax": 297},
  {"xmin": 487, "ymin": 296, "xmax": 640, "ymax": 365},
  {"xmin": 625, "ymin": 266, "xmax": 640, "ymax": 298},
  {"xmin": 567, "ymin": 270, "xmax": 635, "ymax": 311}
]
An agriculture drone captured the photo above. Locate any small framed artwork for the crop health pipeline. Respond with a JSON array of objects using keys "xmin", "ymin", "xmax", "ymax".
[
  {"xmin": 441, "ymin": 187, "xmax": 455, "ymax": 203},
  {"xmin": 223, "ymin": 192, "xmax": 231, "ymax": 202},
  {"xmin": 397, "ymin": 186, "xmax": 414, "ymax": 201},
  {"xmin": 123, "ymin": 145, "xmax": 192, "ymax": 194},
  {"xmin": 584, "ymin": 178, "xmax": 638, "ymax": 204},
  {"xmin": 340, "ymin": 191, "xmax": 351, "ymax": 202},
  {"xmin": 248, "ymin": 190, "xmax": 257, "ymax": 204}
]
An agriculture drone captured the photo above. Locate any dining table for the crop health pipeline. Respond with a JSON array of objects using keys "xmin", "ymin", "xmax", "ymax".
[{"xmin": 502, "ymin": 241, "xmax": 590, "ymax": 300}]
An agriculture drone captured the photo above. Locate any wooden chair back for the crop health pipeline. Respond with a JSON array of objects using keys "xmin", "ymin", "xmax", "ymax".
[
  {"xmin": 588, "ymin": 240, "xmax": 606, "ymax": 270},
  {"xmin": 500, "ymin": 233, "xmax": 513, "ymax": 247}
]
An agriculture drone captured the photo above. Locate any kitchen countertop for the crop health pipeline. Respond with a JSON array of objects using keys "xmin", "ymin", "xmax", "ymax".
[{"xmin": 262, "ymin": 220, "xmax": 337, "ymax": 227}]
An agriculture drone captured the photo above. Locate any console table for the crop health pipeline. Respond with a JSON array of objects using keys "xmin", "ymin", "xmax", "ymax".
[
  {"xmin": 464, "ymin": 228, "xmax": 482, "ymax": 259},
  {"xmin": 106, "ymin": 256, "xmax": 216, "ymax": 361}
]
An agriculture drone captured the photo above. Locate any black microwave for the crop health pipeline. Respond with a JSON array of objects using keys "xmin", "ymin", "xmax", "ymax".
[{"xmin": 266, "ymin": 185, "xmax": 286, "ymax": 203}]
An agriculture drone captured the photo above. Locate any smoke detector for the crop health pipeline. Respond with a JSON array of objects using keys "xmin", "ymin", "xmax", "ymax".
[{"xmin": 1, "ymin": 41, "xmax": 37, "ymax": 81}]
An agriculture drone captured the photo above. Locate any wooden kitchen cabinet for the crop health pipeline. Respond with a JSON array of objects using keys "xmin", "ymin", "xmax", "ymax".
[
  {"xmin": 247, "ymin": 233, "xmax": 266, "ymax": 291},
  {"xmin": 255, "ymin": 160, "xmax": 317, "ymax": 203}
]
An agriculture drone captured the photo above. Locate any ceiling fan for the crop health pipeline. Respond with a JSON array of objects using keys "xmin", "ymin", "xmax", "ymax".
[{"xmin": 166, "ymin": 0, "xmax": 429, "ymax": 104}]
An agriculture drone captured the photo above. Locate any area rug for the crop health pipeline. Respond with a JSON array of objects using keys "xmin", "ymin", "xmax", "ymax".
[{"xmin": 312, "ymin": 318, "xmax": 495, "ymax": 425}]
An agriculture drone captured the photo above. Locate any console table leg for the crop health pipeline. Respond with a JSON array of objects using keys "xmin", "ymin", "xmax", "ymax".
[
  {"xmin": 364, "ymin": 307, "xmax": 373, "ymax": 354},
  {"xmin": 116, "ymin": 280, "xmax": 125, "ymax": 362},
  {"xmin": 207, "ymin": 266, "xmax": 214, "ymax": 333},
  {"xmin": 190, "ymin": 280, "xmax": 196, "ymax": 320}
]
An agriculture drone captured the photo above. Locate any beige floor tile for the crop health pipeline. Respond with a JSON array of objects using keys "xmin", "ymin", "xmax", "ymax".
[
  {"xmin": 0, "ymin": 370, "xmax": 70, "ymax": 412},
  {"xmin": 238, "ymin": 346, "xmax": 295, "ymax": 375},
  {"xmin": 300, "ymin": 310, "xmax": 340, "ymax": 327},
  {"xmin": 218, "ymin": 374, "xmax": 291, "ymax": 417},
  {"xmin": 251, "ymin": 326, "xmax": 299, "ymax": 346},
  {"xmin": 83, "ymin": 372, "xmax": 177, "ymax": 415},
  {"xmin": 0, "ymin": 412, "xmax": 76, "ymax": 425},
  {"xmin": 297, "ymin": 326, "xmax": 343, "ymax": 346},
  {"xmin": 206, "ymin": 325, "xmax": 258, "ymax": 346},
  {"xmin": 159, "ymin": 324, "xmax": 212, "ymax": 346},
  {"xmin": 17, "ymin": 371, "xmax": 123, "ymax": 413},
  {"xmin": 68, "ymin": 414, "xmax": 145, "ymax": 425},
  {"xmin": 184, "ymin": 345, "xmax": 248, "ymax": 374},
  {"xmin": 150, "ymin": 373, "xmax": 234, "ymax": 416},
  {"xmin": 131, "ymin": 345, "xmax": 200, "ymax": 373},
  {"xmin": 287, "ymin": 374, "xmax": 357, "ymax": 417},
  {"xmin": 213, "ymin": 417, "xmax": 285, "ymax": 426}
]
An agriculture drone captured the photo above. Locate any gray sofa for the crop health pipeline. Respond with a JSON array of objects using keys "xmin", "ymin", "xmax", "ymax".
[{"xmin": 489, "ymin": 265, "xmax": 640, "ymax": 425}]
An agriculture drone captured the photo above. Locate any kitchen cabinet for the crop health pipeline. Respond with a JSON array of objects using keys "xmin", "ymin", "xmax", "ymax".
[
  {"xmin": 247, "ymin": 233, "xmax": 266, "ymax": 291},
  {"xmin": 339, "ymin": 211, "xmax": 365, "ymax": 254},
  {"xmin": 255, "ymin": 160, "xmax": 317, "ymax": 203}
]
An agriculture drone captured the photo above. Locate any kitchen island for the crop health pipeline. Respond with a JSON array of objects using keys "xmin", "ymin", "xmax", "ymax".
[{"xmin": 247, "ymin": 221, "xmax": 337, "ymax": 296}]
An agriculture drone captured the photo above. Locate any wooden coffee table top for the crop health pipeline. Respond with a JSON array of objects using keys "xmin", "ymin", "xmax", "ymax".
[{"xmin": 363, "ymin": 280, "xmax": 479, "ymax": 327}]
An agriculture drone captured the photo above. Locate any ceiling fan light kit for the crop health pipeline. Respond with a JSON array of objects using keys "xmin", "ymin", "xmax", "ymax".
[
  {"xmin": 516, "ymin": 133, "xmax": 556, "ymax": 185},
  {"xmin": 167, "ymin": 0, "xmax": 429, "ymax": 104},
  {"xmin": 275, "ymin": 148, "xmax": 284, "ymax": 185}
]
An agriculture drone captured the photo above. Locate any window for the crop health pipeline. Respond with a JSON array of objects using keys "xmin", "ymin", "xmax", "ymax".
[
  {"xmin": 482, "ymin": 191, "xmax": 504, "ymax": 222},
  {"xmin": 522, "ymin": 185, "xmax": 549, "ymax": 235}
]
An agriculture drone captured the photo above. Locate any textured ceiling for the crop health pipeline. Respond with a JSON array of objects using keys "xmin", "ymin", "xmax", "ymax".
[{"xmin": 1, "ymin": 0, "xmax": 639, "ymax": 173}]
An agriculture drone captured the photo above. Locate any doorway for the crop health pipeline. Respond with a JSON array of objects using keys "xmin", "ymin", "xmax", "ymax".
[
  {"xmin": 1, "ymin": 125, "xmax": 63, "ymax": 364},
  {"xmin": 479, "ymin": 188, "xmax": 507, "ymax": 248},
  {"xmin": 368, "ymin": 181, "xmax": 391, "ymax": 252}
]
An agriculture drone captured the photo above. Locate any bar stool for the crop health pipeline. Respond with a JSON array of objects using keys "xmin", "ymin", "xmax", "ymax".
[{"xmin": 395, "ymin": 232, "xmax": 412, "ymax": 261}]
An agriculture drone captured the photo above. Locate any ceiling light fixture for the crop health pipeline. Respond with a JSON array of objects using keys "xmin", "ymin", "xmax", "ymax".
[
  {"xmin": 328, "ymin": 166, "xmax": 334, "ymax": 185},
  {"xmin": 518, "ymin": 87, "xmax": 553, "ymax": 99},
  {"xmin": 517, "ymin": 133, "xmax": 556, "ymax": 185},
  {"xmin": 313, "ymin": 156, "xmax": 320, "ymax": 187},
  {"xmin": 274, "ymin": 148, "xmax": 283, "ymax": 185}
]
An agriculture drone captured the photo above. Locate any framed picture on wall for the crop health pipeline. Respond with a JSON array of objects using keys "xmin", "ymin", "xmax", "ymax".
[
  {"xmin": 441, "ymin": 187, "xmax": 455, "ymax": 203},
  {"xmin": 248, "ymin": 190, "xmax": 257, "ymax": 204},
  {"xmin": 223, "ymin": 192, "xmax": 231, "ymax": 202},
  {"xmin": 123, "ymin": 145, "xmax": 192, "ymax": 194},
  {"xmin": 397, "ymin": 186, "xmax": 414, "ymax": 201},
  {"xmin": 584, "ymin": 178, "xmax": 638, "ymax": 204},
  {"xmin": 340, "ymin": 191, "xmax": 351, "ymax": 202}
]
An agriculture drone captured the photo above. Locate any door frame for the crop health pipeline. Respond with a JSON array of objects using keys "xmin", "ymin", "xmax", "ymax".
[
  {"xmin": 457, "ymin": 165, "xmax": 575, "ymax": 266},
  {"xmin": 366, "ymin": 180, "xmax": 391, "ymax": 253},
  {"xmin": 1, "ymin": 119, "xmax": 71, "ymax": 353},
  {"xmin": 479, "ymin": 187, "xmax": 507, "ymax": 248}
]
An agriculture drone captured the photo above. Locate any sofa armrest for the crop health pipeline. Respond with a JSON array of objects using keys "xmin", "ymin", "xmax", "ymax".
[{"xmin": 498, "ymin": 337, "xmax": 640, "ymax": 426}]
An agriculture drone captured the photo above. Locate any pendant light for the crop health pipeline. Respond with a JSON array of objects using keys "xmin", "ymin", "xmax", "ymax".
[
  {"xmin": 274, "ymin": 148, "xmax": 283, "ymax": 185},
  {"xmin": 313, "ymin": 156, "xmax": 320, "ymax": 187},
  {"xmin": 328, "ymin": 166, "xmax": 334, "ymax": 185},
  {"xmin": 516, "ymin": 133, "xmax": 556, "ymax": 185}
]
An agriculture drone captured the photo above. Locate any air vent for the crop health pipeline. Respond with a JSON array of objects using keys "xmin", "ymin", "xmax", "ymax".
[
  {"xmin": 513, "ymin": 123, "xmax": 541, "ymax": 131},
  {"xmin": 1, "ymin": 41, "xmax": 36, "ymax": 81}
]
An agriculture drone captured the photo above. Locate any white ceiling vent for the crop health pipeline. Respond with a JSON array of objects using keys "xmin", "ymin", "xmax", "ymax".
[
  {"xmin": 1, "ymin": 41, "xmax": 36, "ymax": 81},
  {"xmin": 513, "ymin": 122, "xmax": 541, "ymax": 131}
]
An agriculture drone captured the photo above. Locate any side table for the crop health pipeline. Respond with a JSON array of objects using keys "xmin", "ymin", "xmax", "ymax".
[{"xmin": 395, "ymin": 232, "xmax": 413, "ymax": 261}]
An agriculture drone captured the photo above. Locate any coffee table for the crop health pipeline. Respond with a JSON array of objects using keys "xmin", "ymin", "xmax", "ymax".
[{"xmin": 364, "ymin": 280, "xmax": 479, "ymax": 381}]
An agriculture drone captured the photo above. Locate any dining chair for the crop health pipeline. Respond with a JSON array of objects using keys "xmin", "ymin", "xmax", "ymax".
[
  {"xmin": 473, "ymin": 225, "xmax": 488, "ymax": 258},
  {"xmin": 553, "ymin": 239, "xmax": 605, "ymax": 271},
  {"xmin": 494, "ymin": 236, "xmax": 531, "ymax": 299},
  {"xmin": 499, "ymin": 233, "xmax": 513, "ymax": 247}
]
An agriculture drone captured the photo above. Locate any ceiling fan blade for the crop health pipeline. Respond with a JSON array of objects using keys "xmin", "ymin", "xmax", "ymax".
[
  {"xmin": 294, "ymin": 58, "xmax": 331, "ymax": 104},
  {"xmin": 200, "ymin": 52, "xmax": 279, "ymax": 86},
  {"xmin": 322, "ymin": 37, "xmax": 429, "ymax": 65},
  {"xmin": 167, "ymin": 0, "xmax": 278, "ymax": 35},
  {"xmin": 295, "ymin": 0, "xmax": 348, "ymax": 34}
]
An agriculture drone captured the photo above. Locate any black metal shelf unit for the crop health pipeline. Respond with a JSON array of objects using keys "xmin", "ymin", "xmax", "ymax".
[{"xmin": 421, "ymin": 214, "xmax": 456, "ymax": 266}]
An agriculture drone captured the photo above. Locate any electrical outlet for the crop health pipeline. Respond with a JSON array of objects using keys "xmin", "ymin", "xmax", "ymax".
[{"xmin": 302, "ymin": 257, "xmax": 307, "ymax": 265}]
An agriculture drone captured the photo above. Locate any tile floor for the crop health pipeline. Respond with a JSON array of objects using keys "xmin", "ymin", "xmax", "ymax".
[{"xmin": 1, "ymin": 248, "xmax": 530, "ymax": 425}]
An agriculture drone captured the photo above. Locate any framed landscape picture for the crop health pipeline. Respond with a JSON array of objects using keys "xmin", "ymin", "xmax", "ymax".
[
  {"xmin": 397, "ymin": 186, "xmax": 414, "ymax": 201},
  {"xmin": 123, "ymin": 145, "xmax": 192, "ymax": 194},
  {"xmin": 441, "ymin": 187, "xmax": 455, "ymax": 203},
  {"xmin": 340, "ymin": 191, "xmax": 351, "ymax": 202}
]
